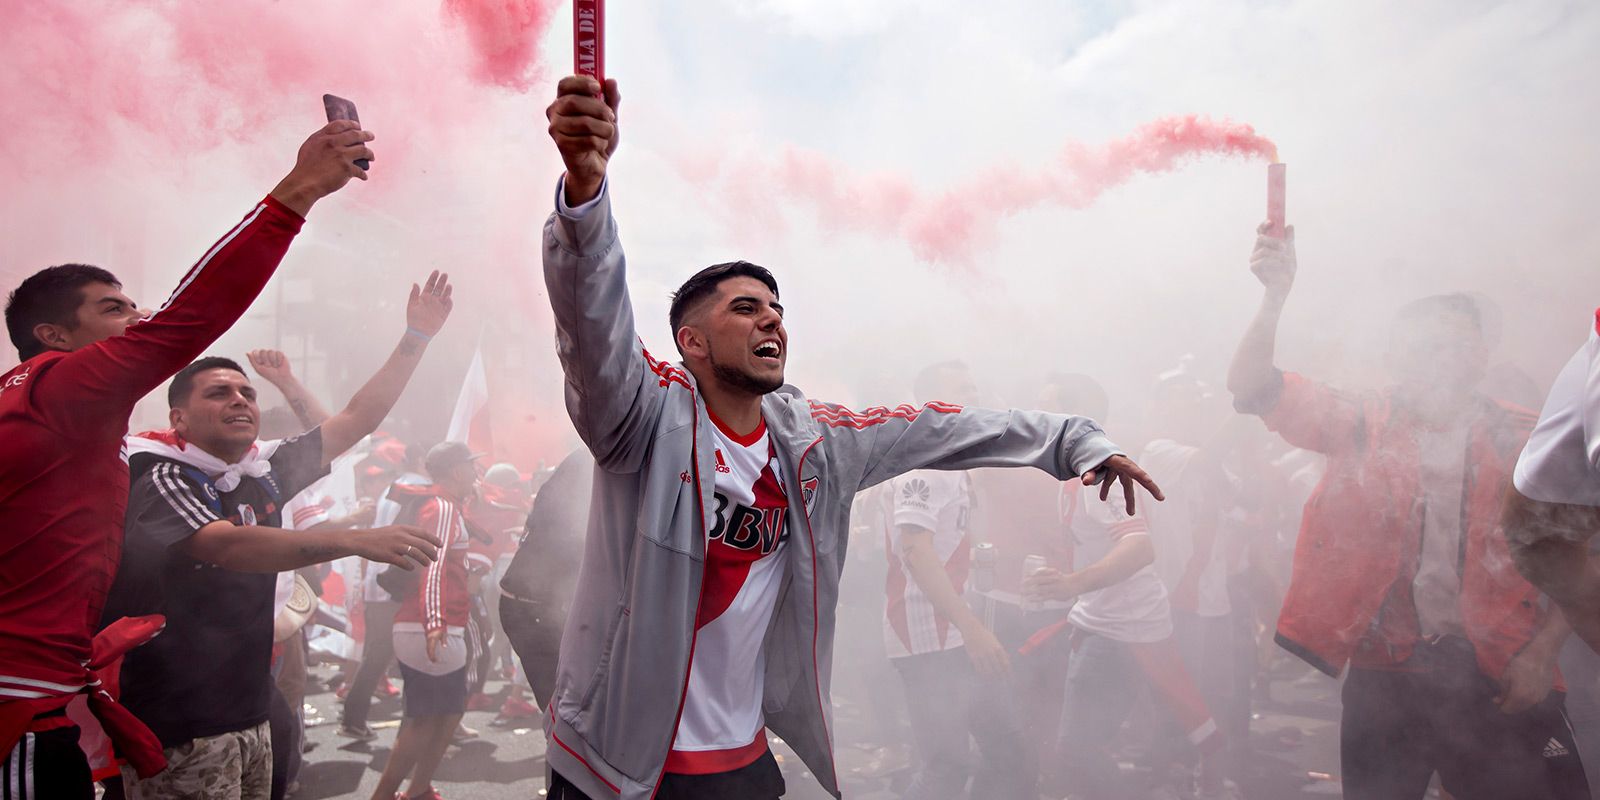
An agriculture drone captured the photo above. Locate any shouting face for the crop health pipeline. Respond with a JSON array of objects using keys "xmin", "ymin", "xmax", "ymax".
[
  {"xmin": 172, "ymin": 368, "xmax": 261, "ymax": 461},
  {"xmin": 677, "ymin": 275, "xmax": 787, "ymax": 397}
]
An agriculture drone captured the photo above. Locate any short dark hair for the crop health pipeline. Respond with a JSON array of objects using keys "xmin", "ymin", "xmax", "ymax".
[
  {"xmin": 4, "ymin": 264, "xmax": 121, "ymax": 361},
  {"xmin": 912, "ymin": 360, "xmax": 969, "ymax": 404},
  {"xmin": 667, "ymin": 261, "xmax": 780, "ymax": 345},
  {"xmin": 168, "ymin": 357, "xmax": 248, "ymax": 408}
]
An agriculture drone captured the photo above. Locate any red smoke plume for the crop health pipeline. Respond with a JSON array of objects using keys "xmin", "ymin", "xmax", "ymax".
[
  {"xmin": 690, "ymin": 115, "xmax": 1278, "ymax": 263},
  {"xmin": 0, "ymin": 0, "xmax": 559, "ymax": 169}
]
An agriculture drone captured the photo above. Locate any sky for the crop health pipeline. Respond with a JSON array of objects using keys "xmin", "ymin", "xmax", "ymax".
[{"xmin": 3, "ymin": 0, "xmax": 1598, "ymax": 466}]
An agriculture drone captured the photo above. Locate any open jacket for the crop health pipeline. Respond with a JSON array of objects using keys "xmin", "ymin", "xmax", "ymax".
[
  {"xmin": 541, "ymin": 185, "xmax": 1124, "ymax": 799},
  {"xmin": 1239, "ymin": 371, "xmax": 1546, "ymax": 682}
]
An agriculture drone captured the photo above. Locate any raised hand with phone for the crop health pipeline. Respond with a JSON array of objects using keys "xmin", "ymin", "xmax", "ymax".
[{"xmin": 268, "ymin": 115, "xmax": 376, "ymax": 218}]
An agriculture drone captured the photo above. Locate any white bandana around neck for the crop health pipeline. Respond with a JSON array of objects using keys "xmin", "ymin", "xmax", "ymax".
[{"xmin": 125, "ymin": 429, "xmax": 284, "ymax": 492}]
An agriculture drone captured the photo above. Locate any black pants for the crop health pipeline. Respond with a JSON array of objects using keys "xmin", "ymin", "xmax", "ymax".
[
  {"xmin": 341, "ymin": 599, "xmax": 399, "ymax": 728},
  {"xmin": 1341, "ymin": 639, "xmax": 1590, "ymax": 799},
  {"xmin": 2, "ymin": 725, "xmax": 92, "ymax": 800},
  {"xmin": 499, "ymin": 593, "xmax": 564, "ymax": 709},
  {"xmin": 548, "ymin": 749, "xmax": 785, "ymax": 799}
]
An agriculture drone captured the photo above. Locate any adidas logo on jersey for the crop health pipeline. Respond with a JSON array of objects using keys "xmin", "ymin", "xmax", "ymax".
[
  {"xmin": 1544, "ymin": 737, "xmax": 1570, "ymax": 758},
  {"xmin": 714, "ymin": 449, "xmax": 732, "ymax": 474}
]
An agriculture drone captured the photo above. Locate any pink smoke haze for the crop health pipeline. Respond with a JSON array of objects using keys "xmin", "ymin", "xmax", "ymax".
[
  {"xmin": 692, "ymin": 115, "xmax": 1278, "ymax": 263},
  {"xmin": 0, "ymin": 0, "xmax": 559, "ymax": 171}
]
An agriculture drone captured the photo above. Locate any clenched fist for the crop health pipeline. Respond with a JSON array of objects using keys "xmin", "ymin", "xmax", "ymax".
[{"xmin": 547, "ymin": 76, "xmax": 621, "ymax": 206}]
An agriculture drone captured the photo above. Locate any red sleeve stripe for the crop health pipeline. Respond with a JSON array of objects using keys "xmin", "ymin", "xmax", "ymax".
[
  {"xmin": 148, "ymin": 202, "xmax": 269, "ymax": 319},
  {"xmin": 808, "ymin": 400, "xmax": 963, "ymax": 429}
]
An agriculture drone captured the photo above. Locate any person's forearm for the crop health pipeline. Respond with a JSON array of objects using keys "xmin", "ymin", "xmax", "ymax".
[
  {"xmin": 324, "ymin": 330, "xmax": 430, "ymax": 455},
  {"xmin": 1067, "ymin": 535, "xmax": 1155, "ymax": 595},
  {"xmin": 903, "ymin": 541, "xmax": 988, "ymax": 635},
  {"xmin": 182, "ymin": 523, "xmax": 355, "ymax": 573},
  {"xmin": 266, "ymin": 373, "xmax": 333, "ymax": 430},
  {"xmin": 1228, "ymin": 290, "xmax": 1287, "ymax": 399}
]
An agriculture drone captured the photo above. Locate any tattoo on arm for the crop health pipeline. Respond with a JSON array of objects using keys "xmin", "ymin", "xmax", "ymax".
[{"xmin": 297, "ymin": 543, "xmax": 342, "ymax": 562}]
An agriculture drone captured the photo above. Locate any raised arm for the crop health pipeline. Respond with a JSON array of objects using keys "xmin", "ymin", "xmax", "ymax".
[
  {"xmin": 32, "ymin": 122, "xmax": 376, "ymax": 433},
  {"xmin": 543, "ymin": 77, "xmax": 673, "ymax": 470},
  {"xmin": 1227, "ymin": 222, "xmax": 1296, "ymax": 404},
  {"xmin": 247, "ymin": 349, "xmax": 332, "ymax": 430},
  {"xmin": 317, "ymin": 272, "xmax": 453, "ymax": 466}
]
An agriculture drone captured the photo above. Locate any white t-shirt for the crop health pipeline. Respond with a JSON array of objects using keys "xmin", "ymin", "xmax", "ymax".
[
  {"xmin": 1515, "ymin": 317, "xmax": 1600, "ymax": 507},
  {"xmin": 1414, "ymin": 423, "xmax": 1469, "ymax": 637},
  {"xmin": 1062, "ymin": 483, "xmax": 1173, "ymax": 643},
  {"xmin": 669, "ymin": 415, "xmax": 790, "ymax": 774},
  {"xmin": 1140, "ymin": 440, "xmax": 1231, "ymax": 618},
  {"xmin": 882, "ymin": 470, "xmax": 972, "ymax": 659}
]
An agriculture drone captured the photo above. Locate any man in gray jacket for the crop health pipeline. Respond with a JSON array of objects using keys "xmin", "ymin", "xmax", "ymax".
[{"xmin": 540, "ymin": 74, "xmax": 1164, "ymax": 800}]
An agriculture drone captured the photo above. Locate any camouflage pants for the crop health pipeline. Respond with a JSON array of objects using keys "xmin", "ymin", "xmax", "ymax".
[{"xmin": 122, "ymin": 720, "xmax": 271, "ymax": 800}]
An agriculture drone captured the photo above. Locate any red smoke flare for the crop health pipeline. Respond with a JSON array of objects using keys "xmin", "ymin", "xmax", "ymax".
[{"xmin": 690, "ymin": 115, "xmax": 1278, "ymax": 264}]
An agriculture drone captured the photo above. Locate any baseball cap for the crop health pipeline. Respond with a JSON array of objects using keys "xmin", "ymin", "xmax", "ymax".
[{"xmin": 425, "ymin": 441, "xmax": 485, "ymax": 479}]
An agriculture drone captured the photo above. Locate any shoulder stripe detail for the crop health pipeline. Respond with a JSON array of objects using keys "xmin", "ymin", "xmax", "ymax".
[
  {"xmin": 151, "ymin": 463, "xmax": 217, "ymax": 529},
  {"xmin": 644, "ymin": 345, "xmax": 691, "ymax": 390},
  {"xmin": 808, "ymin": 400, "xmax": 963, "ymax": 430}
]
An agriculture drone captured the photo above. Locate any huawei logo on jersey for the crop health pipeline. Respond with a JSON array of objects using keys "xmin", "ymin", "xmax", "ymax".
[
  {"xmin": 900, "ymin": 477, "xmax": 931, "ymax": 510},
  {"xmin": 710, "ymin": 493, "xmax": 789, "ymax": 554}
]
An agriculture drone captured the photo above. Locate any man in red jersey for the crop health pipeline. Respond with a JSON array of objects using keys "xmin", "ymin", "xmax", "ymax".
[{"xmin": 0, "ymin": 120, "xmax": 376, "ymax": 798}]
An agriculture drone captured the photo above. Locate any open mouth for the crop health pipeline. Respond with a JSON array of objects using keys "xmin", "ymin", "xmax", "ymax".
[
  {"xmin": 753, "ymin": 340, "xmax": 782, "ymax": 362},
  {"xmin": 224, "ymin": 415, "xmax": 254, "ymax": 426}
]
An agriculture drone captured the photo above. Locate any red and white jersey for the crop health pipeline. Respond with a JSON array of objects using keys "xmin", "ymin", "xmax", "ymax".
[
  {"xmin": 1515, "ymin": 311, "xmax": 1600, "ymax": 507},
  {"xmin": 668, "ymin": 413, "xmax": 791, "ymax": 774},
  {"xmin": 1061, "ymin": 483, "xmax": 1172, "ymax": 643},
  {"xmin": 393, "ymin": 493, "xmax": 471, "ymax": 634},
  {"xmin": 882, "ymin": 470, "xmax": 972, "ymax": 659}
]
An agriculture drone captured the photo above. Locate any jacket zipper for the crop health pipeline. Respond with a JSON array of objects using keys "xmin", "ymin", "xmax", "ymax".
[
  {"xmin": 650, "ymin": 388, "xmax": 709, "ymax": 800},
  {"xmin": 795, "ymin": 435, "xmax": 839, "ymax": 791}
]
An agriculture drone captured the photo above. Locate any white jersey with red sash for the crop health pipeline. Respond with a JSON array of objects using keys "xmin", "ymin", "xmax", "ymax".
[{"xmin": 667, "ymin": 413, "xmax": 791, "ymax": 774}]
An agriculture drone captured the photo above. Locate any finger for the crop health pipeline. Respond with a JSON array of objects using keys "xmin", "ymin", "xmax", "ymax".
[
  {"xmin": 424, "ymin": 270, "xmax": 439, "ymax": 295},
  {"xmin": 343, "ymin": 145, "xmax": 376, "ymax": 164},
  {"xmin": 1256, "ymin": 220, "xmax": 1271, "ymax": 235},
  {"xmin": 557, "ymin": 75, "xmax": 603, "ymax": 99},
  {"xmin": 410, "ymin": 284, "xmax": 420, "ymax": 305},
  {"xmin": 549, "ymin": 94, "xmax": 615, "ymax": 124},
  {"xmin": 1100, "ymin": 474, "xmax": 1111, "ymax": 502},
  {"xmin": 405, "ymin": 525, "xmax": 443, "ymax": 547},
  {"xmin": 1123, "ymin": 474, "xmax": 1137, "ymax": 515},
  {"xmin": 330, "ymin": 129, "xmax": 373, "ymax": 147},
  {"xmin": 602, "ymin": 78, "xmax": 621, "ymax": 115},
  {"xmin": 550, "ymin": 114, "xmax": 615, "ymax": 139},
  {"xmin": 319, "ymin": 119, "xmax": 362, "ymax": 135},
  {"xmin": 1080, "ymin": 470, "xmax": 1096, "ymax": 487},
  {"xmin": 404, "ymin": 538, "xmax": 440, "ymax": 562},
  {"xmin": 552, "ymin": 132, "xmax": 612, "ymax": 154},
  {"xmin": 1131, "ymin": 468, "xmax": 1165, "ymax": 502}
]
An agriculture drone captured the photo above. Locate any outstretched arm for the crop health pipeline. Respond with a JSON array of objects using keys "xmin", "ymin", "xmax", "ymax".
[
  {"xmin": 1228, "ymin": 222, "xmax": 1296, "ymax": 404},
  {"xmin": 318, "ymin": 272, "xmax": 453, "ymax": 467},
  {"xmin": 248, "ymin": 349, "xmax": 332, "ymax": 430},
  {"xmin": 31, "ymin": 122, "xmax": 377, "ymax": 438},
  {"xmin": 179, "ymin": 520, "xmax": 439, "ymax": 573}
]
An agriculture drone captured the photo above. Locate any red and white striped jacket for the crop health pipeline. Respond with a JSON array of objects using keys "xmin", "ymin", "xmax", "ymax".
[
  {"xmin": 391, "ymin": 487, "xmax": 471, "ymax": 633},
  {"xmin": 0, "ymin": 197, "xmax": 304, "ymax": 774}
]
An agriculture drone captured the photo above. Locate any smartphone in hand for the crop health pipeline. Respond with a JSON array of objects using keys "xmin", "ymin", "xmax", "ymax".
[{"xmin": 322, "ymin": 94, "xmax": 371, "ymax": 171}]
